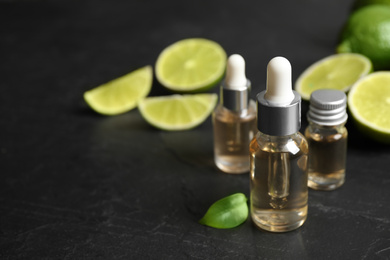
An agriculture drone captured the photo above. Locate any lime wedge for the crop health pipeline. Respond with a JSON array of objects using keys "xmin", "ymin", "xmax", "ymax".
[
  {"xmin": 348, "ymin": 72, "xmax": 390, "ymax": 143},
  {"xmin": 155, "ymin": 38, "xmax": 227, "ymax": 93},
  {"xmin": 295, "ymin": 54, "xmax": 372, "ymax": 100},
  {"xmin": 84, "ymin": 66, "xmax": 152, "ymax": 115},
  {"xmin": 138, "ymin": 94, "xmax": 218, "ymax": 131}
]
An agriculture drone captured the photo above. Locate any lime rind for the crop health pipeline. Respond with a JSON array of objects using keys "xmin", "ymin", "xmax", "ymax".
[
  {"xmin": 155, "ymin": 38, "xmax": 227, "ymax": 93},
  {"xmin": 295, "ymin": 53, "xmax": 372, "ymax": 100},
  {"xmin": 84, "ymin": 66, "xmax": 153, "ymax": 115},
  {"xmin": 138, "ymin": 94, "xmax": 218, "ymax": 131},
  {"xmin": 348, "ymin": 71, "xmax": 390, "ymax": 143}
]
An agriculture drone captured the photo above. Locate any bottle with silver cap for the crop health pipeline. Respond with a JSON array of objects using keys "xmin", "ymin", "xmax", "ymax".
[
  {"xmin": 250, "ymin": 56, "xmax": 308, "ymax": 232},
  {"xmin": 212, "ymin": 54, "xmax": 257, "ymax": 174},
  {"xmin": 305, "ymin": 89, "xmax": 348, "ymax": 191}
]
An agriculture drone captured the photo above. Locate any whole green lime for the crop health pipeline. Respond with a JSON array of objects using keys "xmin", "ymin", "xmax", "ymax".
[
  {"xmin": 337, "ymin": 5, "xmax": 390, "ymax": 70},
  {"xmin": 352, "ymin": 0, "xmax": 390, "ymax": 10}
]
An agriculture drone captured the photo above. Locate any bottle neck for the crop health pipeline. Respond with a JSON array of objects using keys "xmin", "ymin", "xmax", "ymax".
[
  {"xmin": 307, "ymin": 120, "xmax": 346, "ymax": 135},
  {"xmin": 257, "ymin": 90, "xmax": 301, "ymax": 136},
  {"xmin": 308, "ymin": 120, "xmax": 346, "ymax": 129},
  {"xmin": 256, "ymin": 131, "xmax": 306, "ymax": 155},
  {"xmin": 258, "ymin": 131, "xmax": 299, "ymax": 141},
  {"xmin": 221, "ymin": 81, "xmax": 250, "ymax": 112}
]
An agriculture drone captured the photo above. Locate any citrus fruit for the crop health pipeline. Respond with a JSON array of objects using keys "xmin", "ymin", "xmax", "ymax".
[
  {"xmin": 138, "ymin": 93, "xmax": 218, "ymax": 131},
  {"xmin": 348, "ymin": 72, "xmax": 390, "ymax": 143},
  {"xmin": 337, "ymin": 5, "xmax": 390, "ymax": 70},
  {"xmin": 295, "ymin": 53, "xmax": 372, "ymax": 100},
  {"xmin": 155, "ymin": 38, "xmax": 227, "ymax": 93},
  {"xmin": 84, "ymin": 66, "xmax": 153, "ymax": 115},
  {"xmin": 352, "ymin": 0, "xmax": 390, "ymax": 10}
]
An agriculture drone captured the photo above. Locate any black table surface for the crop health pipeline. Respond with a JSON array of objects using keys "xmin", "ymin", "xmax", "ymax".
[{"xmin": 1, "ymin": 0, "xmax": 390, "ymax": 259}]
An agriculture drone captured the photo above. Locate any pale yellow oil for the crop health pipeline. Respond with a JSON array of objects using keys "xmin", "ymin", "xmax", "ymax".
[
  {"xmin": 213, "ymin": 101, "xmax": 257, "ymax": 174},
  {"xmin": 250, "ymin": 132, "xmax": 308, "ymax": 232},
  {"xmin": 305, "ymin": 125, "xmax": 347, "ymax": 190}
]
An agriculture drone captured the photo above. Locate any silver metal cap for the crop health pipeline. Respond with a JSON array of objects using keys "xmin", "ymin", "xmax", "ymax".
[
  {"xmin": 221, "ymin": 80, "xmax": 251, "ymax": 111},
  {"xmin": 257, "ymin": 90, "xmax": 301, "ymax": 136},
  {"xmin": 307, "ymin": 89, "xmax": 348, "ymax": 126}
]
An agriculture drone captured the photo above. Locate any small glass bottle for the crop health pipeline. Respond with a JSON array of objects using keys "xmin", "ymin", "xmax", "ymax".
[
  {"xmin": 305, "ymin": 89, "xmax": 348, "ymax": 191},
  {"xmin": 250, "ymin": 56, "xmax": 308, "ymax": 232},
  {"xmin": 212, "ymin": 54, "xmax": 257, "ymax": 174}
]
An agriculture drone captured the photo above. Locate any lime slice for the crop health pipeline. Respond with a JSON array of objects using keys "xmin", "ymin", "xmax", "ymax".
[
  {"xmin": 295, "ymin": 54, "xmax": 372, "ymax": 100},
  {"xmin": 348, "ymin": 72, "xmax": 390, "ymax": 143},
  {"xmin": 138, "ymin": 94, "xmax": 218, "ymax": 131},
  {"xmin": 84, "ymin": 66, "xmax": 152, "ymax": 115},
  {"xmin": 155, "ymin": 38, "xmax": 227, "ymax": 93}
]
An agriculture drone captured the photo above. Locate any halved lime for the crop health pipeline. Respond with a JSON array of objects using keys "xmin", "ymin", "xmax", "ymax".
[
  {"xmin": 295, "ymin": 54, "xmax": 372, "ymax": 100},
  {"xmin": 84, "ymin": 66, "xmax": 153, "ymax": 115},
  {"xmin": 138, "ymin": 94, "xmax": 218, "ymax": 131},
  {"xmin": 348, "ymin": 72, "xmax": 390, "ymax": 143},
  {"xmin": 155, "ymin": 38, "xmax": 227, "ymax": 93}
]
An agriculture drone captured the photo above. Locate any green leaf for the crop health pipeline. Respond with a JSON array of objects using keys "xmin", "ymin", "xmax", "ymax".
[{"xmin": 199, "ymin": 193, "xmax": 248, "ymax": 229}]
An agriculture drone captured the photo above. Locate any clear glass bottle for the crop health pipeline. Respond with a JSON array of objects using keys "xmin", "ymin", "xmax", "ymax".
[
  {"xmin": 213, "ymin": 54, "xmax": 257, "ymax": 174},
  {"xmin": 250, "ymin": 56, "xmax": 308, "ymax": 232},
  {"xmin": 305, "ymin": 89, "xmax": 348, "ymax": 190}
]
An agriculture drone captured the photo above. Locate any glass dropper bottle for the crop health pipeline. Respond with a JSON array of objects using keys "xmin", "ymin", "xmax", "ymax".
[
  {"xmin": 212, "ymin": 54, "xmax": 257, "ymax": 174},
  {"xmin": 250, "ymin": 56, "xmax": 309, "ymax": 232}
]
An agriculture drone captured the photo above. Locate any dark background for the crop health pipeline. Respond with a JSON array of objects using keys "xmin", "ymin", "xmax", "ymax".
[{"xmin": 1, "ymin": 0, "xmax": 390, "ymax": 259}]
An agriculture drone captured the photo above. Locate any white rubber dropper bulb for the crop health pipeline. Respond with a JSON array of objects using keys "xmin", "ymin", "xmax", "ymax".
[
  {"xmin": 225, "ymin": 54, "xmax": 247, "ymax": 90},
  {"xmin": 264, "ymin": 56, "xmax": 295, "ymax": 106}
]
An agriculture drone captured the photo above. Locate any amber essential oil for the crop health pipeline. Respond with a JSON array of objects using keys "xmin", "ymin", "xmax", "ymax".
[
  {"xmin": 305, "ymin": 89, "xmax": 348, "ymax": 191},
  {"xmin": 305, "ymin": 125, "xmax": 347, "ymax": 190},
  {"xmin": 213, "ymin": 101, "xmax": 257, "ymax": 173}
]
